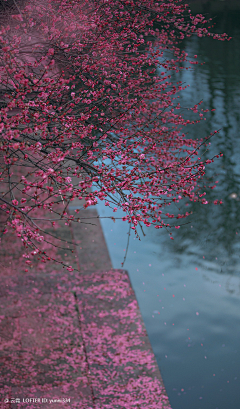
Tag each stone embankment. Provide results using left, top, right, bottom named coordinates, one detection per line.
left=0, top=202, right=171, bottom=408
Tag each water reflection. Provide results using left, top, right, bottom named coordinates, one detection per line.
left=158, top=11, right=240, bottom=283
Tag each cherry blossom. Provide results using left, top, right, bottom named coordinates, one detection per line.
left=0, top=0, right=228, bottom=260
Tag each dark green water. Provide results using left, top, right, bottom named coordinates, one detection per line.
left=96, top=9, right=240, bottom=409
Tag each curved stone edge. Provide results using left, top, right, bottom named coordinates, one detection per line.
left=69, top=203, right=172, bottom=408
left=73, top=268, right=172, bottom=408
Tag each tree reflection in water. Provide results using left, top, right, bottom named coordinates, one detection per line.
left=157, top=10, right=240, bottom=284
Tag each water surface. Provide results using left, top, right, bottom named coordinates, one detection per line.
left=96, top=9, right=240, bottom=409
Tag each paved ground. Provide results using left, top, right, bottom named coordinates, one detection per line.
left=0, top=205, right=171, bottom=409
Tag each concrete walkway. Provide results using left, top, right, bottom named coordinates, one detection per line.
left=0, top=205, right=171, bottom=408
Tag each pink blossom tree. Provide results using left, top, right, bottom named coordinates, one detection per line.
left=0, top=0, right=228, bottom=266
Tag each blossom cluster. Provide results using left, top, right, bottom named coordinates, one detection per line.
left=0, top=0, right=228, bottom=259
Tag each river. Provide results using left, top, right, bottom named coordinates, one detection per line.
left=96, top=7, right=240, bottom=409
